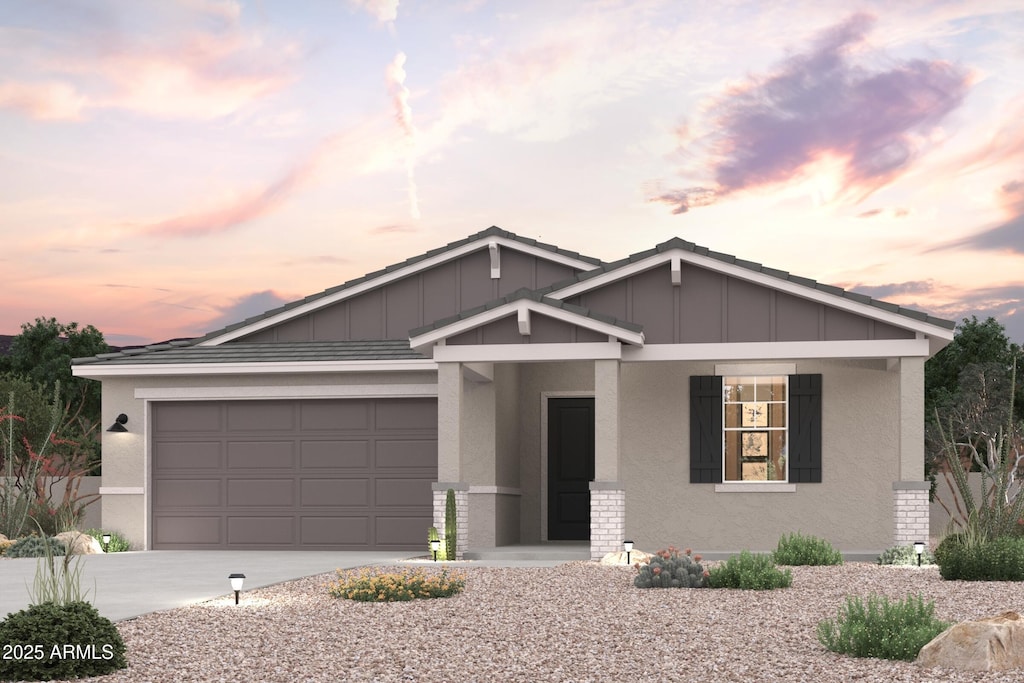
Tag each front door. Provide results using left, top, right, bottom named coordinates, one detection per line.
left=547, top=397, right=595, bottom=540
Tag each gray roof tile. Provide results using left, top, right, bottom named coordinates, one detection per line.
left=73, top=340, right=427, bottom=366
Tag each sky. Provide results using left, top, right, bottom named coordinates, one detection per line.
left=2, top=0, right=1023, bottom=348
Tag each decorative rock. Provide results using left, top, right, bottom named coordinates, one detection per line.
left=600, top=550, right=652, bottom=566
left=0, top=533, right=7, bottom=542
left=917, top=611, right=1024, bottom=671
left=56, top=531, right=104, bottom=555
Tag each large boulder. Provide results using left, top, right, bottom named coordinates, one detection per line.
left=600, top=549, right=652, bottom=566
left=917, top=611, right=1024, bottom=671
left=55, top=531, right=104, bottom=555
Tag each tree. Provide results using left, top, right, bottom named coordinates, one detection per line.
left=4, top=318, right=108, bottom=422
left=925, top=316, right=1023, bottom=424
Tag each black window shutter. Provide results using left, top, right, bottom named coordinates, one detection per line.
left=788, top=374, right=822, bottom=483
left=690, top=375, right=723, bottom=483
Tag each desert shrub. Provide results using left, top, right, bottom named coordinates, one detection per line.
left=0, top=539, right=15, bottom=556
left=0, top=601, right=127, bottom=681
left=935, top=533, right=1024, bottom=580
left=773, top=532, right=843, bottom=566
left=634, top=546, right=708, bottom=588
left=817, top=594, right=950, bottom=661
left=6, top=536, right=65, bottom=559
left=83, top=528, right=131, bottom=553
left=708, top=550, right=792, bottom=590
left=876, top=544, right=935, bottom=566
left=328, top=567, right=465, bottom=602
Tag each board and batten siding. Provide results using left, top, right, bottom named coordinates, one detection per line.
left=565, top=262, right=916, bottom=344
left=235, top=248, right=580, bottom=343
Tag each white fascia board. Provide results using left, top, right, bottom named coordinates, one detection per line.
left=71, top=359, right=436, bottom=378
left=135, top=384, right=438, bottom=400
left=550, top=248, right=955, bottom=342
left=410, top=300, right=644, bottom=352
left=200, top=236, right=598, bottom=346
left=622, top=338, right=931, bottom=362
left=434, top=341, right=622, bottom=363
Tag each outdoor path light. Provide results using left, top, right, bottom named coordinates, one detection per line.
left=914, top=541, right=925, bottom=567
left=229, top=573, right=246, bottom=605
left=430, top=539, right=440, bottom=562
left=624, top=540, right=633, bottom=565
left=101, top=533, right=111, bottom=552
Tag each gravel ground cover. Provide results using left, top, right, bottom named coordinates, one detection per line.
left=37, top=562, right=1024, bottom=682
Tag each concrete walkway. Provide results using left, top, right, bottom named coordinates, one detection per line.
left=0, top=550, right=576, bottom=622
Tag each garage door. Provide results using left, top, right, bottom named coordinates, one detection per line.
left=151, top=398, right=437, bottom=550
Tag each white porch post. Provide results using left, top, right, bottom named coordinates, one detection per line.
left=591, top=358, right=624, bottom=560
left=892, top=357, right=929, bottom=545
left=435, top=361, right=468, bottom=559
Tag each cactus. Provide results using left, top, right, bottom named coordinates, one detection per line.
left=444, top=488, right=457, bottom=561
left=634, top=546, right=708, bottom=589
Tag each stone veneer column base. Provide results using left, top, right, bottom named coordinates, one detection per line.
left=589, top=481, right=624, bottom=560
left=433, top=483, right=469, bottom=560
left=893, top=481, right=930, bottom=546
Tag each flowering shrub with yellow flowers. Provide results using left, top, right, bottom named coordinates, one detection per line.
left=327, top=567, right=466, bottom=602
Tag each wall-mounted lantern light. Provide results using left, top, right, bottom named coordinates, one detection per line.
left=229, top=573, right=246, bottom=605
left=430, top=539, right=440, bottom=562
left=913, top=541, right=925, bottom=567
left=624, top=540, right=634, bottom=565
left=107, top=414, right=129, bottom=432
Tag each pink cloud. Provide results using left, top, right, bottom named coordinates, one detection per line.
left=651, top=13, right=971, bottom=213
left=385, top=51, right=420, bottom=219
left=0, top=81, right=87, bottom=121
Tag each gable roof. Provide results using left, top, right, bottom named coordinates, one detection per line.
left=544, top=236, right=954, bottom=350
left=409, top=287, right=644, bottom=352
left=194, top=226, right=604, bottom=346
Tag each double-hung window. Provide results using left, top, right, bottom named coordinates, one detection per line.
left=690, top=373, right=822, bottom=485
left=723, top=376, right=787, bottom=482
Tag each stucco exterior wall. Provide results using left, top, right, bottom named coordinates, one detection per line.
left=620, top=358, right=902, bottom=554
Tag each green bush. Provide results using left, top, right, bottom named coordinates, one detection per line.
left=935, top=533, right=1024, bottom=580
left=817, top=594, right=950, bottom=661
left=634, top=546, right=708, bottom=588
left=773, top=532, right=843, bottom=566
left=328, top=567, right=466, bottom=602
left=0, top=601, right=127, bottom=681
left=83, top=528, right=132, bottom=553
left=708, top=550, right=792, bottom=590
left=876, top=544, right=935, bottom=566
left=6, top=536, right=66, bottom=559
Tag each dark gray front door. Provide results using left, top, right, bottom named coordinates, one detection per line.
left=151, top=398, right=437, bottom=550
left=547, top=397, right=594, bottom=540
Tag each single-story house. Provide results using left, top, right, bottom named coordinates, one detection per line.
left=72, top=226, right=954, bottom=559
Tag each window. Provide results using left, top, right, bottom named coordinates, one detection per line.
left=690, top=373, right=821, bottom=485
left=723, top=376, right=787, bottom=482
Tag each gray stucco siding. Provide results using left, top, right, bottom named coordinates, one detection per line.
left=619, top=359, right=900, bottom=553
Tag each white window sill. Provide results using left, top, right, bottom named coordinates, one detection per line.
left=715, top=483, right=797, bottom=493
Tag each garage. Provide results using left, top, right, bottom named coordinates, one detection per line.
left=150, top=397, right=437, bottom=550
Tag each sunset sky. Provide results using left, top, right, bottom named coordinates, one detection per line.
left=2, top=0, right=1023, bottom=347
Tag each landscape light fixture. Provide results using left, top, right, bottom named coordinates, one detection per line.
left=624, top=540, right=634, bottom=565
left=107, top=414, right=129, bottom=432
left=229, top=573, right=246, bottom=605
left=101, top=533, right=111, bottom=551
left=430, top=539, right=440, bottom=562
left=913, top=541, right=925, bottom=567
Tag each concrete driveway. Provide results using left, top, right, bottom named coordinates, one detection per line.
left=0, top=550, right=413, bottom=622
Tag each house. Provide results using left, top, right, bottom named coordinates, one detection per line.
left=72, top=227, right=954, bottom=559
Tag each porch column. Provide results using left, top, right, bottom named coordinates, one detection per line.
left=435, top=362, right=468, bottom=559
left=892, top=357, right=929, bottom=545
left=591, top=358, right=624, bottom=559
